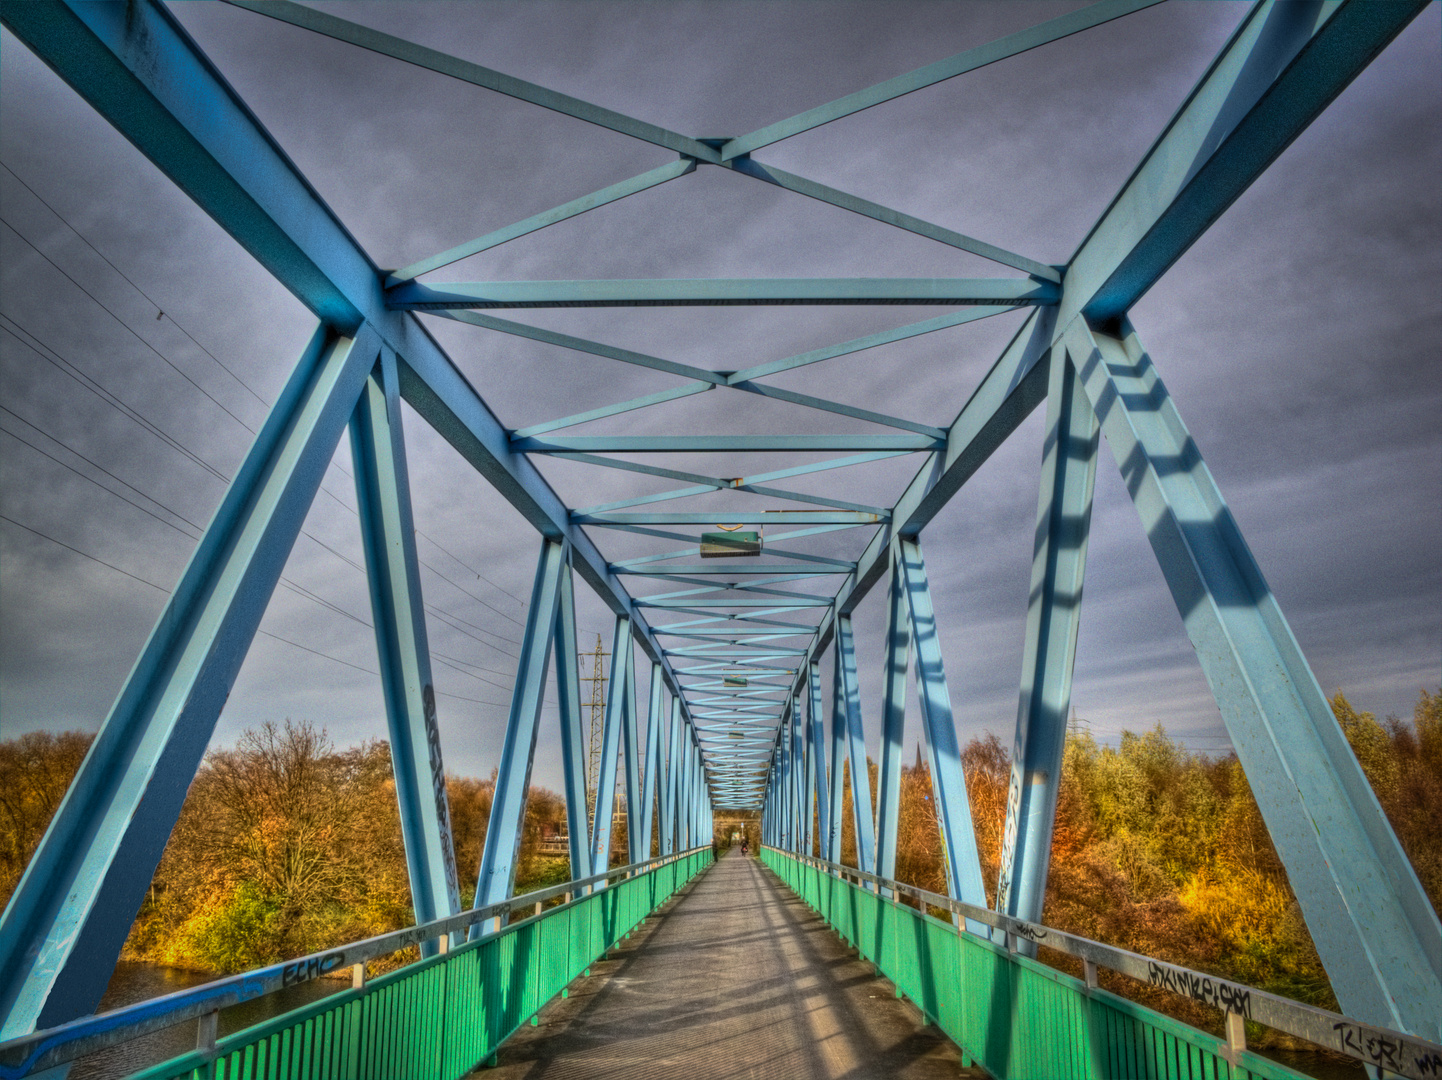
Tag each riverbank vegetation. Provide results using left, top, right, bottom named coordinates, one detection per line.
left=2, top=690, right=1436, bottom=1013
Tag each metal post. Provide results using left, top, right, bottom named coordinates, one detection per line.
left=622, top=640, right=643, bottom=863
left=874, top=542, right=910, bottom=886
left=898, top=537, right=988, bottom=930
left=996, top=344, right=1098, bottom=947
left=639, top=664, right=664, bottom=859
left=0, top=326, right=379, bottom=1036
left=799, top=687, right=814, bottom=855
left=808, top=661, right=830, bottom=861
left=471, top=538, right=566, bottom=930
left=1067, top=317, right=1442, bottom=1039
left=662, top=698, right=682, bottom=854
left=590, top=616, right=631, bottom=872
left=350, top=345, right=460, bottom=955
left=553, top=553, right=592, bottom=882
left=837, top=614, right=876, bottom=875
left=826, top=648, right=847, bottom=865
left=792, top=692, right=806, bottom=852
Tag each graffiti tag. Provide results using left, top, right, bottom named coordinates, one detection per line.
left=282, top=951, right=346, bottom=988
left=1146, top=961, right=1251, bottom=1019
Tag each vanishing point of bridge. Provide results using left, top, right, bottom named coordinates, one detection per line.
left=0, top=2, right=1439, bottom=1078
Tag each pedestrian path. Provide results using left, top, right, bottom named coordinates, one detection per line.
left=480, top=847, right=982, bottom=1079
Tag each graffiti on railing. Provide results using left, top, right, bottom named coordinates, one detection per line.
left=1145, top=960, right=1252, bottom=1019
left=281, top=951, right=347, bottom=988
left=1333, top=1021, right=1442, bottom=1078
left=1011, top=921, right=1047, bottom=944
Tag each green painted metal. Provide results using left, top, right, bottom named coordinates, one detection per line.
left=129, top=848, right=711, bottom=1080
left=759, top=848, right=1312, bottom=1080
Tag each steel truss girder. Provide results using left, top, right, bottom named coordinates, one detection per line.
left=995, top=344, right=1099, bottom=948
left=350, top=346, right=462, bottom=953
left=0, top=326, right=380, bottom=1036
left=1067, top=318, right=1442, bottom=1038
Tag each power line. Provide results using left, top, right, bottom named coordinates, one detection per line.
left=0, top=160, right=270, bottom=409
left=0, top=216, right=258, bottom=433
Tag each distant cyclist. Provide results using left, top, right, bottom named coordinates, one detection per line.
left=740, top=839, right=750, bottom=856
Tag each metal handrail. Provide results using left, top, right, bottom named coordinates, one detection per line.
left=763, top=846, right=1442, bottom=1080
left=0, top=846, right=711, bottom=1079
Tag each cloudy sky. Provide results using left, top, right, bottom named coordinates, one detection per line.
left=1, top=3, right=1438, bottom=820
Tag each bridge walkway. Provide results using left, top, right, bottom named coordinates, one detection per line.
left=480, top=848, right=982, bottom=1079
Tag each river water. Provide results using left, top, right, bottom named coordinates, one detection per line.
left=68, top=962, right=346, bottom=1080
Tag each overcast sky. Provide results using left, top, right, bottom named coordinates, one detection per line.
left=1, top=3, right=1438, bottom=819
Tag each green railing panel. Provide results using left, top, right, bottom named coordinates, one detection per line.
left=130, top=849, right=711, bottom=1080
left=761, top=848, right=1313, bottom=1080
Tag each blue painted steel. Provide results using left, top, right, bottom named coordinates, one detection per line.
left=799, top=692, right=815, bottom=855
left=874, top=545, right=911, bottom=887
left=553, top=553, right=593, bottom=882
left=0, top=0, right=688, bottom=708
left=472, top=538, right=566, bottom=926
left=581, top=511, right=883, bottom=525
left=388, top=159, right=696, bottom=286
left=513, top=381, right=714, bottom=440
left=807, top=662, right=830, bottom=862
left=662, top=699, right=681, bottom=855
left=590, top=616, right=632, bottom=871
left=826, top=649, right=846, bottom=864
left=622, top=643, right=644, bottom=863
left=0, top=326, right=379, bottom=1037
left=792, top=693, right=806, bottom=853
left=724, top=158, right=1058, bottom=281
left=389, top=277, right=1059, bottom=310
left=518, top=435, right=941, bottom=454
left=349, top=346, right=461, bottom=953
left=639, top=665, right=665, bottom=859
left=1059, top=0, right=1428, bottom=328
left=1067, top=318, right=1442, bottom=1040
left=898, top=538, right=988, bottom=931
left=836, top=615, right=876, bottom=875
left=226, top=1, right=723, bottom=162
left=718, top=0, right=1164, bottom=159
left=996, top=345, right=1098, bottom=948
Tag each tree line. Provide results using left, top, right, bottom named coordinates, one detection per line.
left=1, top=690, right=1436, bottom=1024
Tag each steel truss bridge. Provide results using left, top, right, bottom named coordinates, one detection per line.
left=0, top=1, right=1438, bottom=1078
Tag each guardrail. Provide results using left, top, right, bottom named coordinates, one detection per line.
left=762, top=847, right=1442, bottom=1080
left=0, top=846, right=713, bottom=1080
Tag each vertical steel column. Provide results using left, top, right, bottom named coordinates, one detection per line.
left=553, top=553, right=592, bottom=882
left=837, top=614, right=876, bottom=874
left=350, top=346, right=460, bottom=954
left=798, top=687, right=814, bottom=855
left=622, top=641, right=643, bottom=863
left=996, top=345, right=1098, bottom=945
left=471, top=538, right=566, bottom=929
left=590, top=616, right=631, bottom=872
left=638, top=664, right=664, bottom=859
left=1067, top=318, right=1442, bottom=1039
left=874, top=543, right=911, bottom=885
left=807, top=661, right=830, bottom=861
left=0, top=326, right=379, bottom=1035
left=776, top=713, right=790, bottom=849
left=662, top=697, right=681, bottom=855
left=826, top=649, right=847, bottom=864
left=899, top=537, right=988, bottom=930
left=791, top=692, right=806, bottom=852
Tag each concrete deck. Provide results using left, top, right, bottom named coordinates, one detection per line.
left=480, top=847, right=982, bottom=1079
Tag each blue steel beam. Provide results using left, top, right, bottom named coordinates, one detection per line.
left=722, top=157, right=1058, bottom=282
left=512, top=382, right=715, bottom=440
left=472, top=538, right=565, bottom=926
left=387, top=159, right=697, bottom=286
left=898, top=538, right=987, bottom=932
left=995, top=345, right=1098, bottom=947
left=0, top=326, right=379, bottom=1036
left=590, top=616, right=632, bottom=871
left=389, top=277, right=1059, bottom=310
left=825, top=641, right=846, bottom=864
left=622, top=643, right=644, bottom=863
left=1058, top=0, right=1429, bottom=328
left=1066, top=318, right=1442, bottom=1039
left=807, top=662, right=831, bottom=864
left=874, top=545, right=911, bottom=887
left=718, top=0, right=1164, bottom=160
left=350, top=346, right=461, bottom=954
left=222, top=0, right=723, bottom=162
left=553, top=554, right=593, bottom=882
left=0, top=0, right=689, bottom=708
left=837, top=614, right=875, bottom=873
left=517, top=435, right=940, bottom=453
left=661, top=698, right=681, bottom=855
left=574, top=511, right=885, bottom=525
